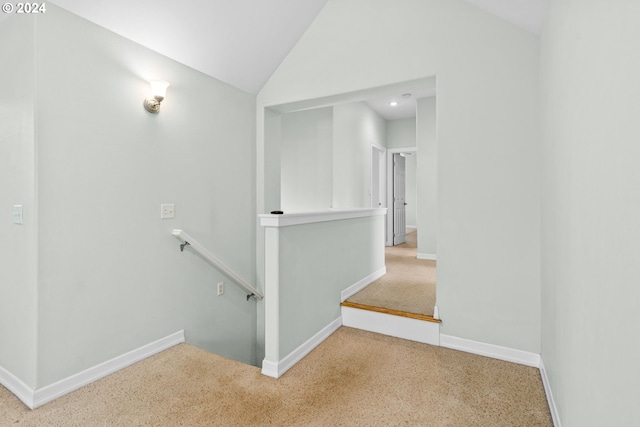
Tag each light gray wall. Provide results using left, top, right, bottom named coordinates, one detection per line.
left=33, top=5, right=258, bottom=387
left=277, top=215, right=385, bottom=357
left=332, top=102, right=387, bottom=208
left=541, top=1, right=640, bottom=425
left=256, top=108, right=282, bottom=364
left=416, top=97, right=437, bottom=257
left=263, top=108, right=282, bottom=214
left=0, top=15, right=38, bottom=388
left=386, top=118, right=416, bottom=149
left=258, top=0, right=540, bottom=353
left=280, top=108, right=333, bottom=211
left=258, top=100, right=385, bottom=360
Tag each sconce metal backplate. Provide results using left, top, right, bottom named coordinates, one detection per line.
left=143, top=97, right=161, bottom=113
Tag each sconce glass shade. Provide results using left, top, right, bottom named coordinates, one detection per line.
left=149, top=80, right=169, bottom=100
left=144, top=80, right=170, bottom=113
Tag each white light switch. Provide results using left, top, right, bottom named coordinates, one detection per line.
left=160, top=204, right=175, bottom=219
left=12, top=205, right=23, bottom=224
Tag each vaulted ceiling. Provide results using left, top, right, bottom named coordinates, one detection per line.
left=49, top=0, right=329, bottom=94
left=48, top=0, right=547, bottom=96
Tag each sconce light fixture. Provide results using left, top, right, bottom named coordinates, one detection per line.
left=143, top=80, right=170, bottom=114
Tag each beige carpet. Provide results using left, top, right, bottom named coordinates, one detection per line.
left=347, top=229, right=436, bottom=316
left=1, top=327, right=552, bottom=426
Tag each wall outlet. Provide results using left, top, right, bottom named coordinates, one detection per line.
left=217, top=282, right=224, bottom=296
left=160, top=204, right=175, bottom=219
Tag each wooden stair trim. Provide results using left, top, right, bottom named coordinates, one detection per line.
left=340, top=301, right=442, bottom=323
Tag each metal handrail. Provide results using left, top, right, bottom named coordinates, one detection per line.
left=172, top=229, right=263, bottom=301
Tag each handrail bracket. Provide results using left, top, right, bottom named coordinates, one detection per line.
left=172, top=229, right=264, bottom=301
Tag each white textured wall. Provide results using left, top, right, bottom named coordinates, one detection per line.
left=541, top=1, right=640, bottom=425
left=0, top=15, right=38, bottom=388
left=416, top=97, right=437, bottom=258
left=386, top=118, right=416, bottom=149
left=332, top=102, right=386, bottom=208
left=258, top=0, right=540, bottom=352
left=281, top=108, right=333, bottom=211
left=34, top=5, right=258, bottom=387
left=404, top=154, right=417, bottom=227
left=275, top=215, right=385, bottom=358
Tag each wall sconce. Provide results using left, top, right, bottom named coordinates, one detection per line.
left=143, top=80, right=170, bottom=114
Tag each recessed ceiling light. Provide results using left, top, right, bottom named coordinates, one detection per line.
left=389, top=101, right=399, bottom=107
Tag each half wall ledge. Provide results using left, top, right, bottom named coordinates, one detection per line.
left=259, top=208, right=387, bottom=227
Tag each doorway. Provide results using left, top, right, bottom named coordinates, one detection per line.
left=386, top=147, right=417, bottom=247
left=393, top=153, right=407, bottom=245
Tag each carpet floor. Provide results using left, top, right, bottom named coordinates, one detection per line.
left=1, top=327, right=552, bottom=426
left=347, top=229, right=436, bottom=316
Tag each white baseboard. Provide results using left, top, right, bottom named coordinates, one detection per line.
left=0, top=330, right=186, bottom=409
left=539, top=357, right=562, bottom=427
left=439, top=334, right=540, bottom=368
left=260, top=360, right=279, bottom=379
left=33, top=330, right=185, bottom=408
left=440, top=335, right=561, bottom=424
left=416, top=253, right=437, bottom=261
left=406, top=225, right=417, bottom=229
left=262, top=317, right=342, bottom=379
left=342, top=306, right=440, bottom=346
left=340, top=266, right=386, bottom=302
left=0, top=364, right=36, bottom=409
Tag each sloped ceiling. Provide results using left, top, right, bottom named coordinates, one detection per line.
left=49, top=0, right=329, bottom=94
left=465, top=0, right=548, bottom=34
left=46, top=0, right=547, bottom=96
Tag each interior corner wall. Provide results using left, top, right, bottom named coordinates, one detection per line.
left=332, top=102, right=386, bottom=208
left=33, top=4, right=258, bottom=387
left=280, top=107, right=333, bottom=212
left=0, top=15, right=38, bottom=388
left=541, top=1, right=640, bottom=425
left=258, top=0, right=541, bottom=353
left=263, top=108, right=282, bottom=214
left=386, top=118, right=416, bottom=149
left=416, top=97, right=437, bottom=257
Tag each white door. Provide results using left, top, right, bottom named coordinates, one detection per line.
left=393, top=154, right=406, bottom=245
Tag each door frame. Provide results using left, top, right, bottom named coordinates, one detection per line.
left=370, top=143, right=386, bottom=209
left=386, top=146, right=416, bottom=246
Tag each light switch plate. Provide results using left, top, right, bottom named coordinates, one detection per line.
left=160, top=204, right=175, bottom=219
left=12, top=205, right=23, bottom=225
